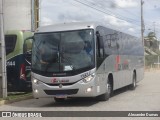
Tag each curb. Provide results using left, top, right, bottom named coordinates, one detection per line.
left=0, top=95, right=33, bottom=106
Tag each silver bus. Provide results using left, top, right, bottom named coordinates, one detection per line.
left=29, top=22, right=144, bottom=102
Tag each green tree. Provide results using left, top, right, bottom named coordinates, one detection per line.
left=148, top=32, right=157, bottom=41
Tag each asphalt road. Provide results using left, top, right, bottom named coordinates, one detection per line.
left=0, top=71, right=160, bottom=120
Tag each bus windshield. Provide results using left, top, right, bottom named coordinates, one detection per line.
left=32, top=29, right=95, bottom=76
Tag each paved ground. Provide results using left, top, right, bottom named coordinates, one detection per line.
left=0, top=71, right=160, bottom=120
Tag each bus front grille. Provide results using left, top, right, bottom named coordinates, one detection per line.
left=45, top=81, right=78, bottom=86
left=44, top=89, right=79, bottom=95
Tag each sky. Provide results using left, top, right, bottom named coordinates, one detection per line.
left=39, top=0, right=160, bottom=39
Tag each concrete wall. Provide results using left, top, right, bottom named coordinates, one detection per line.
left=4, top=0, right=32, bottom=32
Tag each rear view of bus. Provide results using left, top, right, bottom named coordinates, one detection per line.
left=5, top=30, right=32, bottom=92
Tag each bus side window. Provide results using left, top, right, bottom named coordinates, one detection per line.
left=5, top=35, right=17, bottom=55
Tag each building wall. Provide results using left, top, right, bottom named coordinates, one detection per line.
left=4, top=0, right=31, bottom=32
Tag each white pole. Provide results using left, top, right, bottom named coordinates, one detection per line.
left=0, top=0, right=7, bottom=98
left=39, top=0, right=41, bottom=26
left=141, top=0, right=145, bottom=71
left=158, top=56, right=160, bottom=69
left=141, top=0, right=144, bottom=45
left=31, top=0, right=35, bottom=31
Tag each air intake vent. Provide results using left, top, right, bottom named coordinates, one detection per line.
left=44, top=89, right=79, bottom=95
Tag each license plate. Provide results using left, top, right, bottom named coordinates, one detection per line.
left=55, top=94, right=67, bottom=98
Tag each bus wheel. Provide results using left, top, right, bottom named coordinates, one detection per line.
left=129, top=72, right=136, bottom=90
left=97, top=79, right=113, bottom=101
left=54, top=97, right=65, bottom=102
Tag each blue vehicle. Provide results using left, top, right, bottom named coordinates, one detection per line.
left=5, top=30, right=32, bottom=92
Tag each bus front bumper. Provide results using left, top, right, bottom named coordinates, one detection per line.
left=32, top=78, right=100, bottom=98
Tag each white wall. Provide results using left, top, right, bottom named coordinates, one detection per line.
left=4, top=0, right=31, bottom=32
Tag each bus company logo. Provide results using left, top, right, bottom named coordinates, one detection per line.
left=51, top=78, right=57, bottom=83
left=51, top=78, right=69, bottom=83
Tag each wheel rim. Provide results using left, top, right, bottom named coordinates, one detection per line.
left=133, top=75, right=136, bottom=87
left=107, top=81, right=111, bottom=95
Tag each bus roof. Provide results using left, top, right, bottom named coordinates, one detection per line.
left=35, top=22, right=139, bottom=38
left=36, top=22, right=99, bottom=33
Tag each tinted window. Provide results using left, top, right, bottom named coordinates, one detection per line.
left=5, top=35, right=17, bottom=55
left=32, top=29, right=95, bottom=77
left=96, top=26, right=118, bottom=55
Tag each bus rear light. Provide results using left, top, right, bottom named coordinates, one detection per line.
left=20, top=64, right=26, bottom=80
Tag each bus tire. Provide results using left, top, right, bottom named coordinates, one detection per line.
left=129, top=72, right=136, bottom=90
left=54, top=97, right=65, bottom=102
left=97, top=78, right=113, bottom=101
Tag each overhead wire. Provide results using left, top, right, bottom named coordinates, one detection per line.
left=85, top=0, right=141, bottom=23
left=103, top=0, right=141, bottom=19
left=77, top=0, right=140, bottom=24
left=70, top=0, right=160, bottom=37
left=73, top=0, right=141, bottom=27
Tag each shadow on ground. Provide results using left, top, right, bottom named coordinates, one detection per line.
left=41, top=97, right=99, bottom=107
left=7, top=85, right=139, bottom=108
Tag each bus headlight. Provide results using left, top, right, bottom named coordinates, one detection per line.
left=83, top=73, right=95, bottom=83
left=32, top=78, right=40, bottom=84
left=33, top=79, right=38, bottom=83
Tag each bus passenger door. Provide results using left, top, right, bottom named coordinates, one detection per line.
left=95, top=31, right=107, bottom=91
left=96, top=31, right=105, bottom=70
